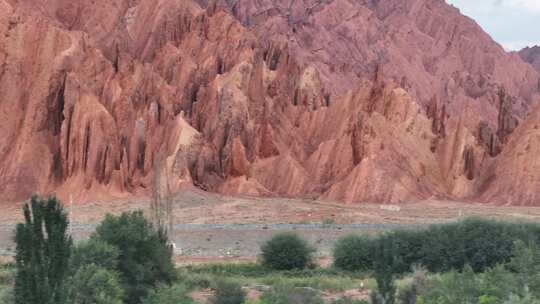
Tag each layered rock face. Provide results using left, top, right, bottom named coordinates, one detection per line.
left=198, top=0, right=539, bottom=115
left=1, top=0, right=540, bottom=205
left=520, top=46, right=540, bottom=73
left=478, top=104, right=540, bottom=205
left=0, top=0, right=333, bottom=201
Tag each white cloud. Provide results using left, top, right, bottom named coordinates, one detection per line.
left=446, top=0, right=540, bottom=50
left=503, top=0, right=540, bottom=12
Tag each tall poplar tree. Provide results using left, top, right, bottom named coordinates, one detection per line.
left=14, top=196, right=72, bottom=304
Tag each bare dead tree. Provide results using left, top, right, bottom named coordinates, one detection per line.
left=151, top=155, right=162, bottom=230
left=151, top=153, right=173, bottom=239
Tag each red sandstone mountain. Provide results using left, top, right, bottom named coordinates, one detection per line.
left=519, top=46, right=540, bottom=73
left=198, top=0, right=538, bottom=114
left=0, top=0, right=539, bottom=204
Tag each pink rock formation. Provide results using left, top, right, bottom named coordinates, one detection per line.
left=478, top=103, right=540, bottom=205
left=200, top=0, right=539, bottom=117
left=519, top=46, right=540, bottom=73
left=0, top=0, right=539, bottom=205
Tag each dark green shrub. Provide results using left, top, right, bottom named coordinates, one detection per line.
left=93, top=211, right=176, bottom=304
left=261, top=286, right=323, bottom=304
left=389, top=230, right=425, bottom=274
left=181, top=273, right=213, bottom=290
left=69, top=264, right=124, bottom=304
left=420, top=218, right=515, bottom=272
left=333, top=235, right=374, bottom=272
left=14, top=196, right=72, bottom=304
left=261, top=233, right=315, bottom=271
left=332, top=218, right=540, bottom=275
left=70, top=238, right=120, bottom=273
left=507, top=240, right=540, bottom=296
left=68, top=234, right=123, bottom=303
left=211, top=281, right=245, bottom=304
left=416, top=265, right=513, bottom=304
left=143, top=284, right=195, bottom=304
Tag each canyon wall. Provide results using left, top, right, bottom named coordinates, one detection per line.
left=1, top=0, right=539, bottom=205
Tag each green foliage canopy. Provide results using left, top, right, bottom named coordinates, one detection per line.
left=14, top=196, right=72, bottom=304
left=93, top=211, right=176, bottom=304
left=69, top=264, right=124, bottom=304
left=261, top=233, right=315, bottom=271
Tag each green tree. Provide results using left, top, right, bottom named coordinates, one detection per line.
left=14, top=196, right=72, bottom=304
left=418, top=218, right=515, bottom=273
left=333, top=235, right=374, bottom=272
left=415, top=264, right=525, bottom=304
left=69, top=264, right=124, bottom=304
left=93, top=211, right=176, bottom=304
left=480, top=265, right=518, bottom=301
left=507, top=240, right=540, bottom=296
left=70, top=238, right=120, bottom=273
left=372, top=235, right=398, bottom=304
left=260, top=233, right=315, bottom=270
left=67, top=239, right=124, bottom=304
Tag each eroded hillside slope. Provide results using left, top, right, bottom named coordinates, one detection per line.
left=0, top=0, right=539, bottom=204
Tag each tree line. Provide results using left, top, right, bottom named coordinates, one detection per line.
left=333, top=217, right=540, bottom=274
left=14, top=196, right=175, bottom=304
left=10, top=196, right=540, bottom=304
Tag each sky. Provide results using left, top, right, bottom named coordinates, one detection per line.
left=446, top=0, right=540, bottom=51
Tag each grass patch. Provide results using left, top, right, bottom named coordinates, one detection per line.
left=178, top=263, right=367, bottom=292
left=258, top=273, right=358, bottom=292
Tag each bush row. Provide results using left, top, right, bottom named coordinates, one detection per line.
left=334, top=217, right=540, bottom=273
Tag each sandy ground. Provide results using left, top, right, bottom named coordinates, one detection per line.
left=73, top=190, right=540, bottom=225
left=4, top=189, right=540, bottom=225
left=1, top=189, right=540, bottom=261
